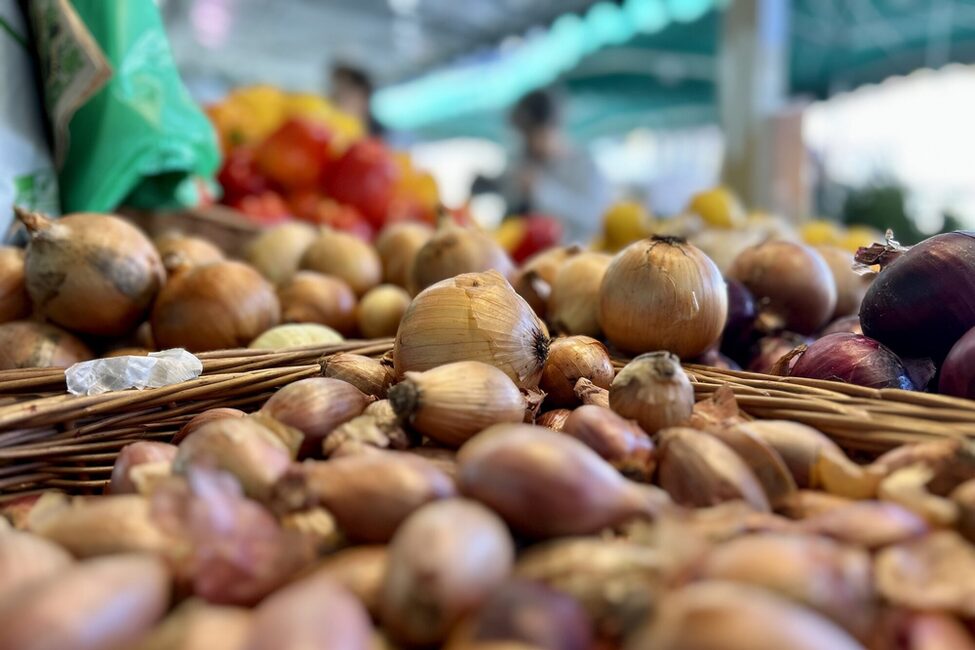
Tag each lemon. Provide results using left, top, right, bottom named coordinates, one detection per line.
left=687, top=186, right=746, bottom=229
left=603, top=201, right=653, bottom=251
left=801, top=219, right=844, bottom=246
left=841, top=226, right=884, bottom=253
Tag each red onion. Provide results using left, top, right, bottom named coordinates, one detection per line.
left=821, top=315, right=862, bottom=337
left=939, top=326, right=975, bottom=398
left=789, top=333, right=914, bottom=390
left=859, top=231, right=975, bottom=360
left=720, top=278, right=758, bottom=364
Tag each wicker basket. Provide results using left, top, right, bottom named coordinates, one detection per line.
left=2, top=340, right=973, bottom=499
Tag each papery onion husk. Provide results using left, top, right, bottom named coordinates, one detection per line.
left=321, top=352, right=394, bottom=398
left=610, top=352, right=694, bottom=434
left=375, top=221, right=434, bottom=291
left=940, top=326, right=975, bottom=398
left=816, top=245, right=869, bottom=319
left=574, top=377, right=610, bottom=408
left=277, top=271, right=357, bottom=335
left=789, top=332, right=914, bottom=390
left=720, top=278, right=759, bottom=364
left=458, top=424, right=671, bottom=537
left=549, top=252, right=611, bottom=337
left=389, top=360, right=527, bottom=447
left=728, top=240, right=837, bottom=335
left=245, top=222, right=318, bottom=285
left=600, top=236, right=727, bottom=358
left=0, top=320, right=92, bottom=370
left=357, top=284, right=411, bottom=338
left=859, top=231, right=975, bottom=360
left=821, top=315, right=863, bottom=336
left=152, top=260, right=280, bottom=351
left=410, top=220, right=514, bottom=295
left=540, top=336, right=614, bottom=406
left=0, top=554, right=170, bottom=650
left=0, top=246, right=30, bottom=323
left=17, top=209, right=164, bottom=336
left=153, top=232, right=224, bottom=269
left=300, top=227, right=382, bottom=296
left=380, top=499, right=515, bottom=646
left=394, top=270, right=550, bottom=389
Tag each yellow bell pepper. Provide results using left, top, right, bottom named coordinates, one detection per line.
left=602, top=200, right=654, bottom=251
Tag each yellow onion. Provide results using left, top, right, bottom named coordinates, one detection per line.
left=0, top=554, right=170, bottom=650
left=540, top=336, right=614, bottom=406
left=511, top=245, right=583, bottom=319
left=728, top=240, right=837, bottom=335
left=548, top=252, right=611, bottom=337
left=245, top=222, right=317, bottom=285
left=394, top=270, right=550, bottom=389
left=536, top=409, right=572, bottom=431
left=389, top=361, right=528, bottom=447
left=574, top=378, right=610, bottom=408
left=277, top=270, right=357, bottom=335
left=357, top=284, right=411, bottom=338
left=600, top=236, right=727, bottom=358
left=172, top=408, right=246, bottom=445
left=411, top=220, right=514, bottom=294
left=380, top=499, right=515, bottom=646
left=131, top=599, right=252, bottom=650
left=322, top=352, right=394, bottom=398
left=260, top=377, right=375, bottom=457
left=0, top=530, right=73, bottom=605
left=300, top=228, right=381, bottom=296
left=375, top=221, right=434, bottom=290
left=103, top=347, right=152, bottom=358
left=109, top=441, right=178, bottom=495
left=153, top=232, right=224, bottom=269
left=152, top=260, right=280, bottom=352
left=815, top=245, right=870, bottom=319
left=248, top=323, right=343, bottom=350
left=0, top=321, right=92, bottom=370
left=16, top=208, right=164, bottom=336
left=0, top=246, right=30, bottom=323
left=610, top=352, right=694, bottom=434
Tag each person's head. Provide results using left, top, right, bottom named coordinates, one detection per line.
left=511, top=89, right=563, bottom=161
left=330, top=64, right=373, bottom=122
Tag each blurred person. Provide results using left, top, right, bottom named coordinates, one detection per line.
left=500, top=89, right=611, bottom=243
left=330, top=63, right=385, bottom=136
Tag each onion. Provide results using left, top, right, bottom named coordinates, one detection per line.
left=939, top=326, right=975, bottom=398
left=562, top=405, right=655, bottom=481
left=16, top=208, right=164, bottom=336
left=248, top=323, right=342, bottom=350
left=747, top=334, right=808, bottom=374
left=512, top=245, right=582, bottom=320
left=277, top=271, right=357, bottom=335
left=173, top=408, right=245, bottom=445
left=245, top=222, right=317, bottom=285
left=600, top=236, right=727, bottom=358
left=375, top=221, right=434, bottom=290
left=822, top=315, right=863, bottom=336
left=151, top=260, right=280, bottom=351
left=536, top=409, right=572, bottom=431
left=539, top=336, right=614, bottom=406
left=310, top=546, right=388, bottom=619
left=321, top=353, right=394, bottom=398
left=300, top=228, right=382, bottom=296
left=521, top=245, right=583, bottom=285
left=394, top=270, right=550, bottom=389
left=410, top=220, right=514, bottom=294
left=0, top=530, right=73, bottom=605
left=816, top=245, right=869, bottom=319
left=789, top=332, right=914, bottom=390
left=109, top=441, right=177, bottom=495
left=610, top=352, right=694, bottom=434
left=357, top=284, right=411, bottom=338
left=0, top=246, right=30, bottom=323
left=548, top=252, right=611, bottom=337
left=720, top=278, right=758, bottom=364
left=0, top=321, right=92, bottom=369
left=728, top=240, right=837, bottom=335
left=154, top=232, right=224, bottom=268
left=859, top=231, right=975, bottom=360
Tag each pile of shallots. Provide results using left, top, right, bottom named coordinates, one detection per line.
left=4, top=269, right=975, bottom=650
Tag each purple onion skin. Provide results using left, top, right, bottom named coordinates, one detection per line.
left=821, top=315, right=863, bottom=337
left=790, top=333, right=915, bottom=390
left=939, top=326, right=975, bottom=398
left=860, top=232, right=975, bottom=361
left=721, top=279, right=759, bottom=364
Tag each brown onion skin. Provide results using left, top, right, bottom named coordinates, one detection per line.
left=0, top=247, right=30, bottom=323
left=411, top=222, right=515, bottom=295
left=375, top=222, right=434, bottom=291
left=173, top=408, right=246, bottom=445
left=599, top=236, right=727, bottom=359
left=18, top=210, right=165, bottom=337
left=245, top=222, right=318, bottom=286
left=0, top=320, right=92, bottom=369
left=109, top=441, right=178, bottom=494
left=277, top=271, right=357, bottom=336
left=154, top=233, right=224, bottom=268
left=539, top=336, right=614, bottom=406
left=728, top=240, right=837, bottom=335
left=789, top=333, right=914, bottom=390
left=939, top=326, right=975, bottom=398
left=816, top=245, right=869, bottom=319
left=299, top=228, right=382, bottom=296
left=0, top=531, right=73, bottom=606
left=860, top=231, right=975, bottom=360
left=536, top=409, right=572, bottom=431
left=821, top=315, right=863, bottom=337
left=151, top=260, right=280, bottom=352
left=562, top=405, right=654, bottom=481
left=357, top=284, right=410, bottom=339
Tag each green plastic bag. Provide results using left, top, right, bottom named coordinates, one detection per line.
left=30, top=0, right=219, bottom=213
